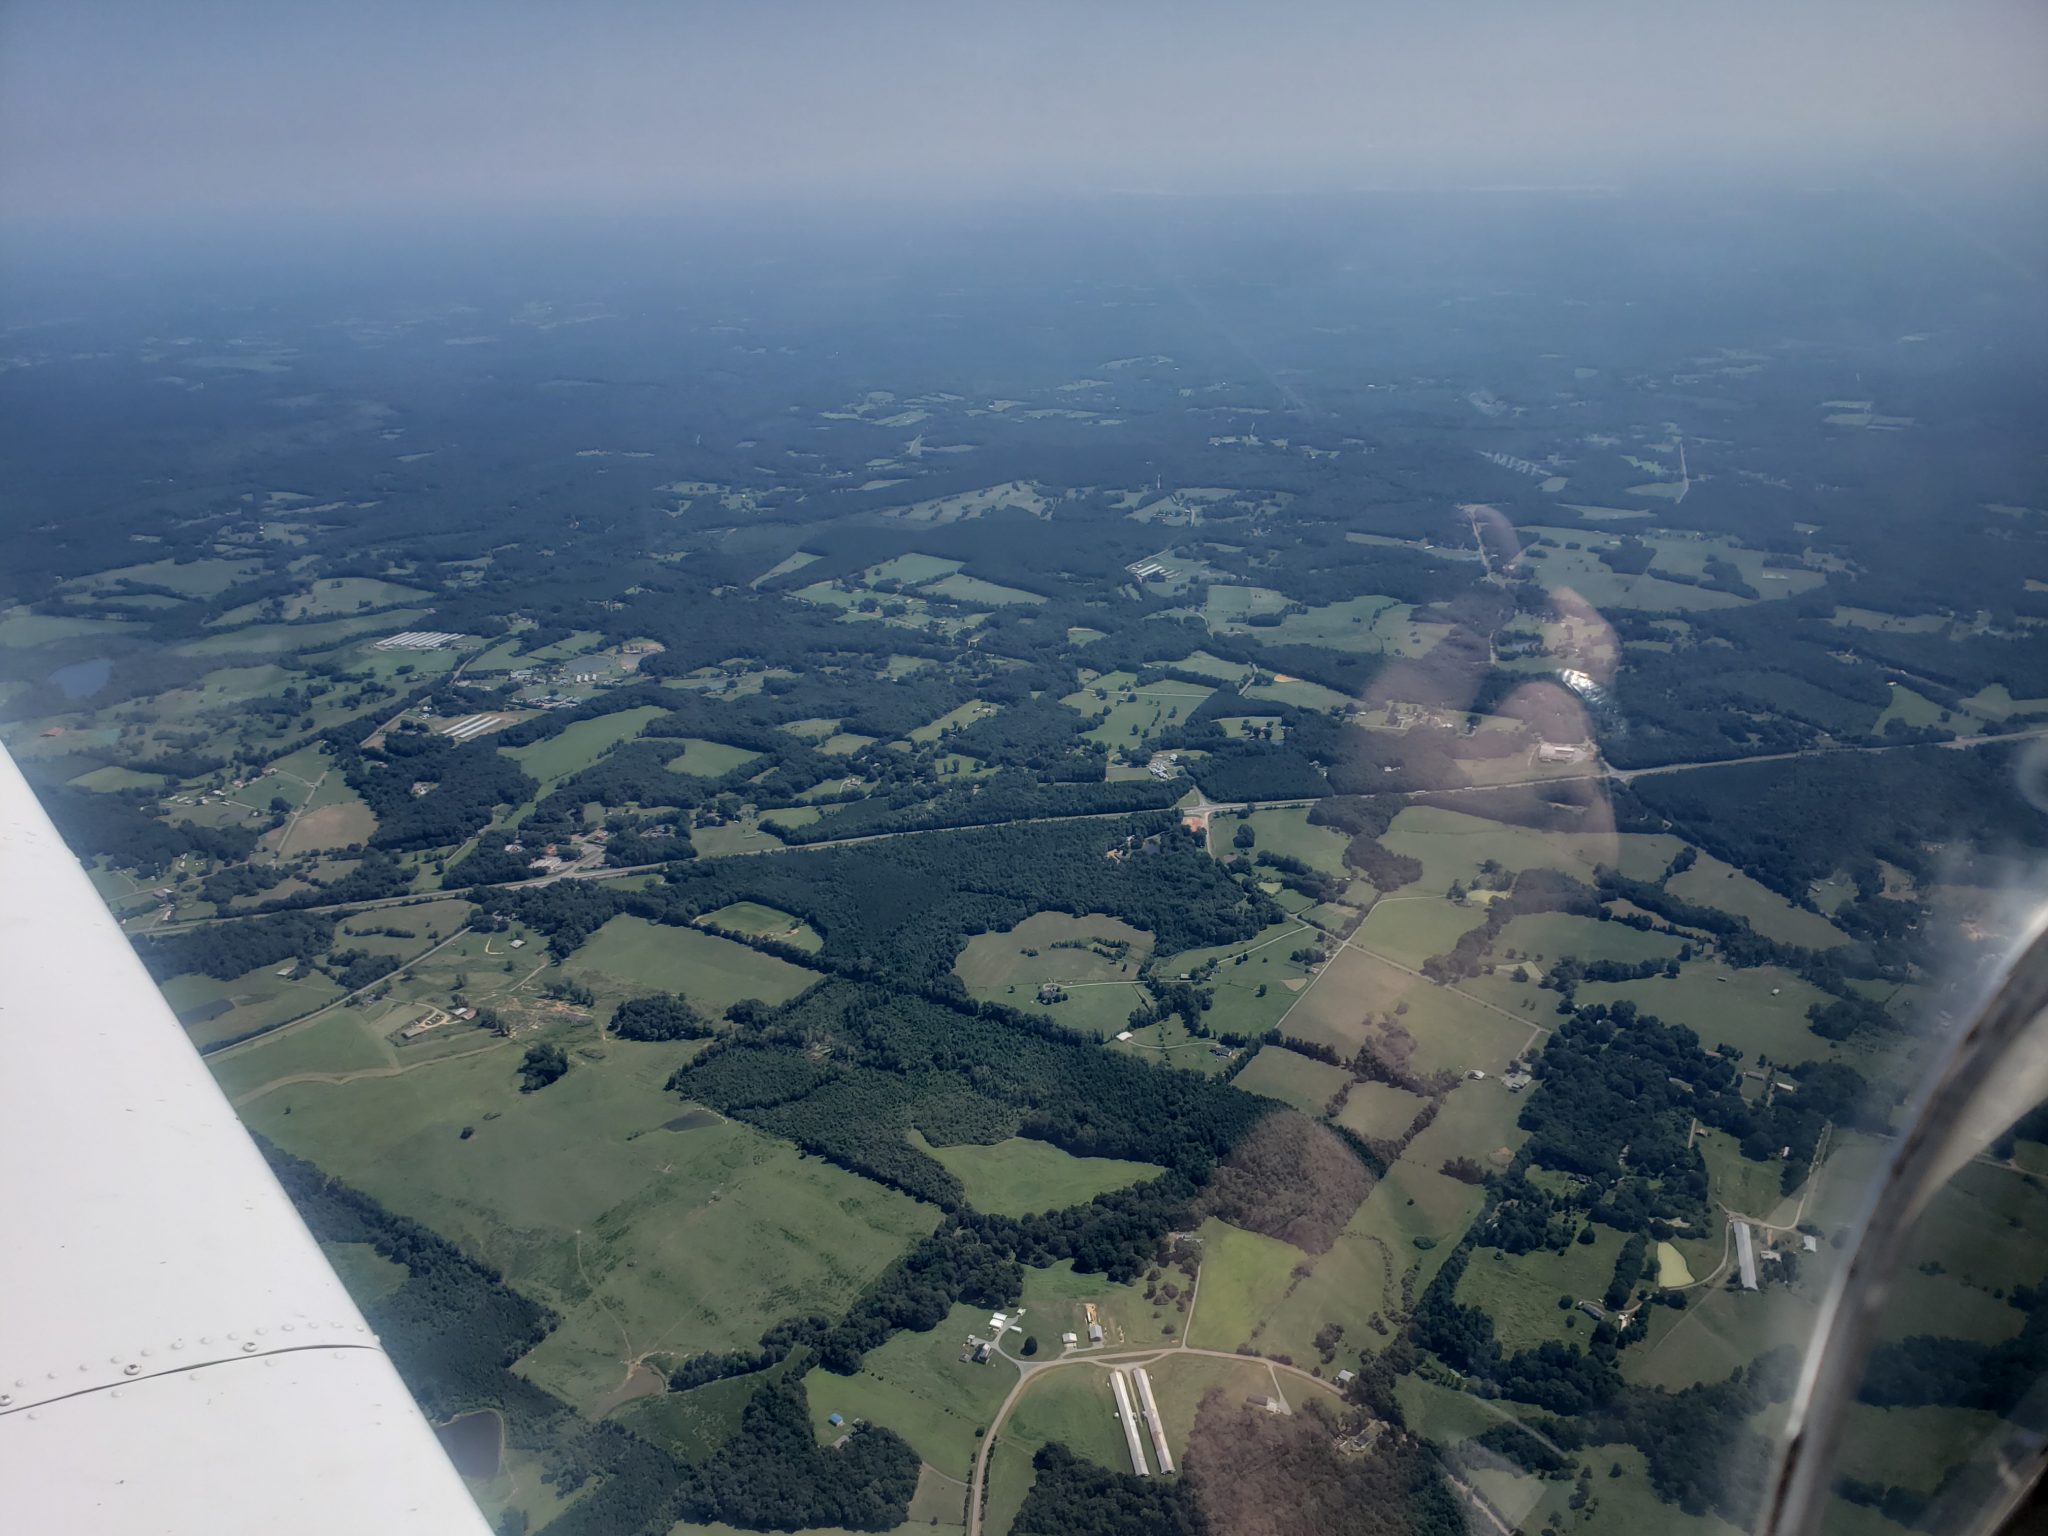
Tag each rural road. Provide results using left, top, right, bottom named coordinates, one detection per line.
left=147, top=719, right=2048, bottom=939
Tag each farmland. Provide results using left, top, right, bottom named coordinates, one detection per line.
left=561, top=916, right=819, bottom=1016
left=915, top=1133, right=1162, bottom=1218
left=8, top=180, right=2040, bottom=1536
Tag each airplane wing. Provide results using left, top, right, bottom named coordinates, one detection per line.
left=0, top=746, right=489, bottom=1534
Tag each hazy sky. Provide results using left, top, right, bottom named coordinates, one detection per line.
left=6, top=0, right=2047, bottom=228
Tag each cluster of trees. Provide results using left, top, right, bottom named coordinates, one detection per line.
left=667, top=982, right=1281, bottom=1374
left=1858, top=1281, right=2048, bottom=1414
left=1418, top=868, right=1601, bottom=984
left=681, top=1382, right=921, bottom=1532
left=518, top=1042, right=568, bottom=1092
left=1013, top=1442, right=1208, bottom=1535
left=337, top=727, right=536, bottom=854
left=39, top=782, right=256, bottom=875
left=509, top=811, right=1271, bottom=996
left=1628, top=741, right=2046, bottom=902
left=666, top=1315, right=829, bottom=1393
left=140, top=910, right=336, bottom=982
left=1253, top=849, right=1346, bottom=904
left=610, top=993, right=715, bottom=1041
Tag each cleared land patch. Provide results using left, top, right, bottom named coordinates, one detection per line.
left=502, top=705, right=667, bottom=785
left=563, top=915, right=818, bottom=1017
left=240, top=1048, right=936, bottom=1415
left=913, top=1132, right=1162, bottom=1218
left=953, top=911, right=1153, bottom=1039
left=1230, top=1045, right=1351, bottom=1115
left=662, top=737, right=763, bottom=778
left=698, top=900, right=823, bottom=953
left=1665, top=852, right=1848, bottom=949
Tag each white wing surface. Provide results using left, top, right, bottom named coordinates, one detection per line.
left=0, top=745, right=489, bottom=1534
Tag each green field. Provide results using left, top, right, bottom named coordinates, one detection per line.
left=1215, top=805, right=1351, bottom=877
left=1356, top=897, right=1484, bottom=970
left=921, top=572, right=1045, bottom=607
left=1377, top=806, right=1683, bottom=892
left=1281, top=944, right=1535, bottom=1078
left=67, top=764, right=171, bottom=792
left=664, top=737, right=764, bottom=778
left=699, top=900, right=824, bottom=953
left=161, top=961, right=345, bottom=1050
left=1665, top=852, right=1848, bottom=949
left=1258, top=1157, right=1485, bottom=1364
left=1143, top=1351, right=1295, bottom=1465
left=174, top=608, right=431, bottom=657
left=73, top=556, right=264, bottom=598
left=503, top=705, right=669, bottom=784
left=1334, top=1079, right=1430, bottom=1141
left=1185, top=1217, right=1309, bottom=1352
left=1241, top=676, right=1353, bottom=711
left=1574, top=964, right=1842, bottom=1065
left=1077, top=683, right=1212, bottom=750
left=865, top=552, right=962, bottom=584
left=1258, top=594, right=1453, bottom=658
left=563, top=915, right=819, bottom=1015
left=213, top=576, right=430, bottom=626
left=915, top=1134, right=1162, bottom=1218
left=953, top=911, right=1153, bottom=1037
left=1229, top=1044, right=1350, bottom=1115
left=983, top=1369, right=1128, bottom=1534
left=241, top=1044, right=939, bottom=1415
left=908, top=700, right=998, bottom=744
left=1160, top=650, right=1255, bottom=684
left=207, top=1008, right=399, bottom=1101
left=799, top=1302, right=1012, bottom=1484
left=1455, top=1224, right=1629, bottom=1352
left=1493, top=911, right=1685, bottom=968
left=1155, top=920, right=1317, bottom=1039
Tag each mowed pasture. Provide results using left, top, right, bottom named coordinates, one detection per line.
left=174, top=608, right=432, bottom=657
left=1255, top=1156, right=1485, bottom=1366
left=1455, top=1225, right=1630, bottom=1353
left=1280, top=945, right=1536, bottom=1079
left=71, top=556, right=264, bottom=599
left=1230, top=1045, right=1350, bottom=1115
left=799, top=1301, right=1012, bottom=1486
left=913, top=1133, right=1162, bottom=1218
left=562, top=915, right=819, bottom=1017
left=1076, top=683, right=1213, bottom=750
left=1665, top=852, right=1848, bottom=949
left=162, top=962, right=345, bottom=1050
left=212, top=576, right=430, bottom=627
left=1376, top=806, right=1683, bottom=892
left=1493, top=911, right=1685, bottom=969
left=1574, top=964, right=1843, bottom=1066
left=1184, top=1218, right=1307, bottom=1353
left=953, top=911, right=1153, bottom=1039
left=982, top=1368, right=1129, bottom=1535
left=1155, top=920, right=1318, bottom=1040
left=1402, top=1079, right=1528, bottom=1171
left=272, top=772, right=378, bottom=855
left=503, top=704, right=668, bottom=785
left=1356, top=897, right=1484, bottom=970
left=698, top=900, right=823, bottom=953
left=663, top=737, right=763, bottom=778
left=922, top=572, right=1046, bottom=607
left=240, top=1044, right=939, bottom=1416
left=1215, top=806, right=1351, bottom=878
left=1335, top=1079, right=1430, bottom=1141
